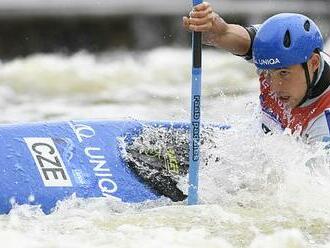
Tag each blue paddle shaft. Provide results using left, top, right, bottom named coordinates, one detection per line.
left=193, top=0, right=203, bottom=5
left=188, top=0, right=203, bottom=205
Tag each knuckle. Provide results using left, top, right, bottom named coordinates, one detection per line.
left=196, top=12, right=203, bottom=18
left=191, top=26, right=198, bottom=32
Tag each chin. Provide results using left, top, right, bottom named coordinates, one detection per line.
left=289, top=100, right=299, bottom=109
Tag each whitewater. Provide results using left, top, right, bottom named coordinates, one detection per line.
left=0, top=47, right=330, bottom=247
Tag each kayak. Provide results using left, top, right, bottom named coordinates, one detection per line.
left=0, top=120, right=228, bottom=214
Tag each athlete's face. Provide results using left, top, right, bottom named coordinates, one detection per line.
left=265, top=53, right=320, bottom=108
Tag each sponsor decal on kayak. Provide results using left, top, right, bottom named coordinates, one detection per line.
left=70, top=122, right=118, bottom=196
left=25, top=138, right=72, bottom=187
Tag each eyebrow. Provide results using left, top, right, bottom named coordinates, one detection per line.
left=273, top=68, right=289, bottom=72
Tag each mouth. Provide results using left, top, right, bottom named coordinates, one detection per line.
left=279, top=96, right=290, bottom=103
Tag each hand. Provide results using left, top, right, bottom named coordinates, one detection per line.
left=182, top=2, right=228, bottom=34
left=182, top=2, right=250, bottom=53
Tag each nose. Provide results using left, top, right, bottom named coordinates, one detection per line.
left=269, top=78, right=284, bottom=94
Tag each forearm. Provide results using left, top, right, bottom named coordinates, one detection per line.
left=203, top=23, right=251, bottom=56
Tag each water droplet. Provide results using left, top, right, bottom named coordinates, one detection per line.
left=9, top=197, right=16, bottom=205
left=28, top=194, right=35, bottom=202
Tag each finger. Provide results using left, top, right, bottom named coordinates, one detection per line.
left=182, top=16, right=192, bottom=31
left=190, top=8, right=213, bottom=18
left=188, top=15, right=213, bottom=26
left=182, top=16, right=190, bottom=27
left=193, top=2, right=210, bottom=11
left=189, top=10, right=194, bottom=17
left=189, top=23, right=213, bottom=32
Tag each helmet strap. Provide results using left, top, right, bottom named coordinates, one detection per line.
left=298, top=62, right=313, bottom=106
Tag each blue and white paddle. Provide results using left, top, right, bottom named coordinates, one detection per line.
left=188, top=0, right=203, bottom=205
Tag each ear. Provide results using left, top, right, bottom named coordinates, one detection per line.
left=309, top=53, right=321, bottom=73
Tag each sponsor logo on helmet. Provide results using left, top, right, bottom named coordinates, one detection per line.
left=254, top=58, right=281, bottom=66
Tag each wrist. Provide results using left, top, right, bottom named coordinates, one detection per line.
left=212, top=14, right=229, bottom=34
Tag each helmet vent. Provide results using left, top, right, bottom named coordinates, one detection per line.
left=304, top=20, right=310, bottom=31
left=283, top=30, right=291, bottom=48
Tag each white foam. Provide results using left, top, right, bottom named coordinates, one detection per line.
left=0, top=48, right=329, bottom=247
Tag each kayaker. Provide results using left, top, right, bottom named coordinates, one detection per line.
left=183, top=2, right=330, bottom=144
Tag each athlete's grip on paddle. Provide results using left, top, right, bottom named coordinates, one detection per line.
left=182, top=2, right=250, bottom=56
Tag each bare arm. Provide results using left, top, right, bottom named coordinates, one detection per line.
left=182, top=2, right=251, bottom=56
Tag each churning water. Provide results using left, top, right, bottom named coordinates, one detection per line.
left=0, top=48, right=330, bottom=248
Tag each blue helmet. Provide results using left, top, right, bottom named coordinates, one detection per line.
left=252, top=13, right=324, bottom=70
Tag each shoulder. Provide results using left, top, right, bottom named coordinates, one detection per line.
left=321, top=52, right=330, bottom=64
left=245, top=24, right=262, bottom=34
left=238, top=24, right=262, bottom=61
left=304, top=109, right=330, bottom=144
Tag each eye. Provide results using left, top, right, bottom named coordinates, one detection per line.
left=279, top=70, right=290, bottom=77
